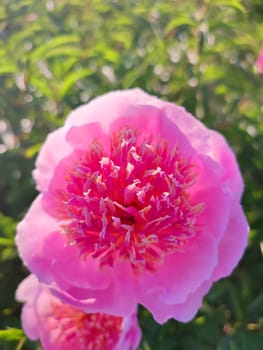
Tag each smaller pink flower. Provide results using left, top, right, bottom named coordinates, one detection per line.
left=16, top=274, right=141, bottom=350
left=256, top=48, right=263, bottom=73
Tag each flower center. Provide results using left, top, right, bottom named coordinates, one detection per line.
left=48, top=301, right=123, bottom=350
left=57, top=127, right=203, bottom=272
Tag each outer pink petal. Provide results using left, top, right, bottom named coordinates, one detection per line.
left=65, top=88, right=163, bottom=130
left=17, top=218, right=114, bottom=292
left=15, top=195, right=59, bottom=283
left=109, top=104, right=194, bottom=158
left=116, top=313, right=142, bottom=350
left=212, top=203, right=249, bottom=281
left=138, top=203, right=248, bottom=324
left=35, top=88, right=163, bottom=192
left=51, top=261, right=138, bottom=317
left=136, top=174, right=231, bottom=308
left=16, top=196, right=136, bottom=306
left=41, top=151, right=81, bottom=217
left=44, top=232, right=113, bottom=290
left=66, top=123, right=110, bottom=152
left=33, top=127, right=72, bottom=192
left=163, top=103, right=244, bottom=200
left=192, top=176, right=231, bottom=242
left=141, top=279, right=212, bottom=324
left=256, top=49, right=263, bottom=73
left=16, top=275, right=41, bottom=340
left=206, top=131, right=244, bottom=201
left=15, top=274, right=39, bottom=303
left=20, top=305, right=40, bottom=340
left=16, top=196, right=111, bottom=291
left=35, top=291, right=63, bottom=350
left=143, top=202, right=248, bottom=324
left=137, top=232, right=217, bottom=308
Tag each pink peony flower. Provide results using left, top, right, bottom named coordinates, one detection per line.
left=16, top=89, right=248, bottom=323
left=16, top=274, right=141, bottom=350
left=256, top=48, right=263, bottom=73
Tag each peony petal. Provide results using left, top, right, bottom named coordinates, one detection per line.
left=116, top=313, right=142, bottom=350
left=256, top=49, right=263, bottom=73
left=110, top=104, right=194, bottom=158
left=136, top=171, right=231, bottom=310
left=212, top=203, right=249, bottom=281
left=15, top=274, right=39, bottom=303
left=65, top=88, right=163, bottom=130
left=33, top=127, right=72, bottom=192
left=20, top=304, right=40, bottom=340
left=138, top=232, right=218, bottom=308
left=15, top=275, right=41, bottom=340
left=45, top=232, right=113, bottom=290
left=141, top=279, right=212, bottom=324
left=51, top=260, right=138, bottom=317
left=16, top=195, right=59, bottom=283
left=163, top=103, right=244, bottom=200
left=210, top=132, right=244, bottom=201
left=193, top=173, right=232, bottom=242
left=66, top=123, right=110, bottom=152
left=41, top=151, right=81, bottom=219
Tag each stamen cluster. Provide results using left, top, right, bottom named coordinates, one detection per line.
left=48, top=302, right=123, bottom=350
left=57, top=127, right=203, bottom=272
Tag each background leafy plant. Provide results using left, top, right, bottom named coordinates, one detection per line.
left=0, top=0, right=262, bottom=349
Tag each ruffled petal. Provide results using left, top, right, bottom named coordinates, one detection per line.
left=45, top=232, right=113, bottom=290
left=137, top=232, right=217, bottom=309
left=51, top=261, right=138, bottom=317
left=141, top=279, right=212, bottom=324
left=65, top=88, right=163, bottom=129
left=15, top=274, right=39, bottom=303
left=212, top=203, right=249, bottom=281
left=16, top=195, right=59, bottom=283
left=116, top=313, right=142, bottom=350
left=110, top=104, right=194, bottom=158
left=163, top=103, right=244, bottom=200
left=66, top=123, right=110, bottom=152
left=33, top=127, right=72, bottom=192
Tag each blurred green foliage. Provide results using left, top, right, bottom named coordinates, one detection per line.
left=0, top=0, right=262, bottom=349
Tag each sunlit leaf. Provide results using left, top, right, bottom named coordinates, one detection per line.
left=165, top=16, right=194, bottom=35
left=0, top=64, right=16, bottom=74
left=0, top=329, right=24, bottom=341
left=210, top=0, right=246, bottom=13
left=30, top=35, right=80, bottom=61
left=58, top=68, right=92, bottom=98
left=0, top=238, right=14, bottom=246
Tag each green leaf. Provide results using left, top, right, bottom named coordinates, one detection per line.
left=0, top=328, right=24, bottom=341
left=0, top=213, right=17, bottom=239
left=0, top=5, right=6, bottom=20
left=30, top=34, right=80, bottom=61
left=24, top=143, right=42, bottom=158
left=44, top=46, right=83, bottom=60
left=211, top=0, right=246, bottom=13
left=0, top=63, right=16, bottom=75
left=29, top=76, right=54, bottom=98
left=0, top=237, right=14, bottom=246
left=165, top=16, right=194, bottom=34
left=58, top=68, right=92, bottom=98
